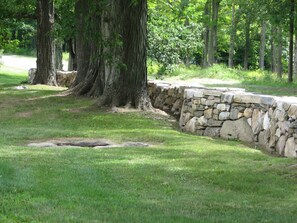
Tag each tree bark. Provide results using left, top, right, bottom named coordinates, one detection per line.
left=34, top=0, right=56, bottom=85
left=277, top=27, right=282, bottom=78
left=270, top=26, right=278, bottom=73
left=212, top=0, right=221, bottom=64
left=74, top=0, right=91, bottom=86
left=72, top=0, right=151, bottom=109
left=288, top=0, right=294, bottom=83
left=202, top=0, right=210, bottom=67
left=294, top=26, right=297, bottom=78
left=228, top=2, right=236, bottom=68
left=208, top=0, right=217, bottom=66
left=68, top=38, right=77, bottom=71
left=259, top=21, right=266, bottom=70
left=244, top=15, right=251, bottom=70
left=55, top=41, right=63, bottom=70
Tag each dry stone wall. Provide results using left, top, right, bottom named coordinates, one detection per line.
left=28, top=68, right=77, bottom=87
left=148, top=80, right=297, bottom=158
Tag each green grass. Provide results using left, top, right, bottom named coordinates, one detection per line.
left=149, top=63, right=297, bottom=96
left=0, top=67, right=297, bottom=222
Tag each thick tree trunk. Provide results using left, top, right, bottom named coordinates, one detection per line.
left=259, top=21, right=266, bottom=70
left=288, top=0, right=294, bottom=83
left=74, top=0, right=91, bottom=86
left=244, top=16, right=251, bottom=70
left=202, top=0, right=210, bottom=67
left=99, top=0, right=151, bottom=108
left=72, top=0, right=151, bottom=109
left=34, top=0, right=56, bottom=85
left=228, top=2, right=236, bottom=68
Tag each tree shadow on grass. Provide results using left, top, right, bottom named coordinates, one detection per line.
left=0, top=73, right=27, bottom=86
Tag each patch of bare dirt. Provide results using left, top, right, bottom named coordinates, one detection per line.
left=27, top=138, right=150, bottom=149
left=15, top=111, right=33, bottom=118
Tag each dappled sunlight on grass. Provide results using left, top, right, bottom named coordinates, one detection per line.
left=152, top=63, right=297, bottom=96
left=1, top=70, right=297, bottom=222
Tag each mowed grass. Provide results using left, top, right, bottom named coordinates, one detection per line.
left=0, top=67, right=297, bottom=222
left=151, top=64, right=297, bottom=96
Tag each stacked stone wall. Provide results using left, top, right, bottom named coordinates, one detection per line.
left=148, top=81, right=297, bottom=158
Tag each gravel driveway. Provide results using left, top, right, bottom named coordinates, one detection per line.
left=1, top=55, right=36, bottom=71
left=1, top=55, right=68, bottom=71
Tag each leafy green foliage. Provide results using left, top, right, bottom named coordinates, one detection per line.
left=148, top=1, right=202, bottom=76
left=0, top=19, right=36, bottom=54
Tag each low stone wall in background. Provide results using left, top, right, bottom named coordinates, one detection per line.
left=148, top=80, right=297, bottom=158
left=28, top=68, right=77, bottom=87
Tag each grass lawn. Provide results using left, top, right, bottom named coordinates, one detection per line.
left=0, top=66, right=297, bottom=222
left=151, top=64, right=297, bottom=96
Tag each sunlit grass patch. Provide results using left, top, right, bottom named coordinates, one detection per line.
left=0, top=69, right=297, bottom=222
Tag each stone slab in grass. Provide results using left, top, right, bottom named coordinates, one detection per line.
left=28, top=138, right=150, bottom=148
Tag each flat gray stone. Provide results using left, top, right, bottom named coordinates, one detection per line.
left=244, top=108, right=253, bottom=118
left=203, top=89, right=222, bottom=97
left=288, top=104, right=297, bottom=118
left=197, top=116, right=207, bottom=126
left=220, top=118, right=254, bottom=143
left=204, top=109, right=213, bottom=119
left=285, top=137, right=297, bottom=158
left=258, top=130, right=269, bottom=148
left=28, top=142, right=57, bottom=148
left=204, top=127, right=221, bottom=137
left=252, top=109, right=264, bottom=135
left=124, top=142, right=149, bottom=147
left=217, top=104, right=230, bottom=112
left=234, top=93, right=261, bottom=104
left=274, top=109, right=286, bottom=122
left=219, top=112, right=230, bottom=121
left=184, top=117, right=198, bottom=133
left=221, top=92, right=234, bottom=103
left=276, top=135, right=287, bottom=156
left=207, top=119, right=223, bottom=127
left=263, top=112, right=270, bottom=130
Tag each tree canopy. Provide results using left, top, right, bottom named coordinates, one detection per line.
left=1, top=0, right=297, bottom=87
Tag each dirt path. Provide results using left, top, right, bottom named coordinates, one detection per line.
left=1, top=55, right=36, bottom=71
left=1, top=55, right=68, bottom=71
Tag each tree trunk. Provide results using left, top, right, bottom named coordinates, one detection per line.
left=207, top=0, right=216, bottom=66
left=277, top=27, right=283, bottom=78
left=228, top=2, right=236, bottom=68
left=244, top=15, right=251, bottom=70
left=202, top=0, right=210, bottom=67
left=288, top=0, right=294, bottom=83
left=68, top=38, right=77, bottom=71
left=294, top=26, right=297, bottom=78
left=212, top=0, right=221, bottom=63
left=72, top=0, right=151, bottom=109
left=34, top=0, right=56, bottom=85
left=259, top=21, right=266, bottom=70
left=270, top=26, right=278, bottom=73
left=55, top=41, right=63, bottom=70
left=74, top=0, right=92, bottom=86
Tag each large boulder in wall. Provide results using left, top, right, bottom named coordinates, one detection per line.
left=28, top=69, right=77, bottom=87
left=220, top=118, right=254, bottom=143
left=56, top=71, right=77, bottom=87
